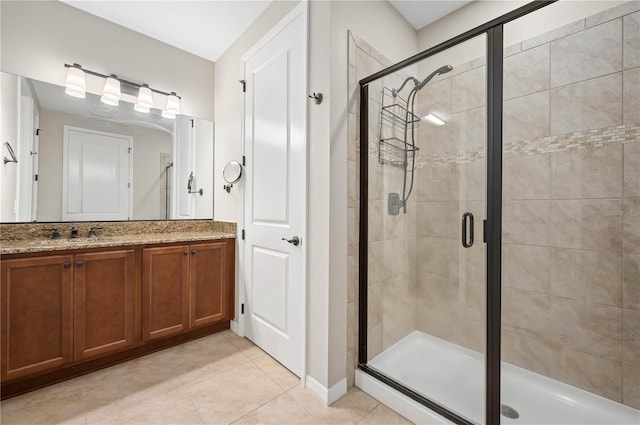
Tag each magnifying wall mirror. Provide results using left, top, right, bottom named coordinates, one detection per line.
left=222, top=160, right=242, bottom=193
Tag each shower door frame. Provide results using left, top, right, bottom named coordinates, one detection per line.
left=357, top=2, right=556, bottom=424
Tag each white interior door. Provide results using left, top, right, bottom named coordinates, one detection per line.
left=63, top=126, right=131, bottom=221
left=243, top=4, right=307, bottom=377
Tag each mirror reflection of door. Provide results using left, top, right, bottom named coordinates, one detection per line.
left=62, top=126, right=131, bottom=221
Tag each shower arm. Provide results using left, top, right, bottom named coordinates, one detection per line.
left=392, top=77, right=419, bottom=97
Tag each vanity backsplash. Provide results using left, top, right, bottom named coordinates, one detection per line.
left=0, top=220, right=236, bottom=242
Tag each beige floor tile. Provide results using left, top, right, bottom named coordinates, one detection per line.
left=223, top=334, right=266, bottom=359
left=186, top=363, right=285, bottom=424
left=0, top=331, right=412, bottom=425
left=251, top=354, right=301, bottom=391
left=97, top=391, right=204, bottom=425
left=232, top=392, right=318, bottom=424
left=1, top=377, right=86, bottom=425
left=84, top=363, right=184, bottom=423
left=358, top=404, right=412, bottom=425
left=288, top=386, right=379, bottom=424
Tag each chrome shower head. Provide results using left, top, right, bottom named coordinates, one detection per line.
left=417, top=64, right=453, bottom=90
left=391, top=65, right=453, bottom=96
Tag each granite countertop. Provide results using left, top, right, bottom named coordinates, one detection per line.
left=0, top=231, right=236, bottom=255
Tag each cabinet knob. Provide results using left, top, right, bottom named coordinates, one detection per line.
left=76, top=261, right=84, bottom=267
left=191, top=250, right=197, bottom=255
left=63, top=262, right=71, bottom=269
left=184, top=251, right=189, bottom=256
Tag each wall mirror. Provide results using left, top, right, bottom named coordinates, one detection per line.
left=0, top=71, right=214, bottom=223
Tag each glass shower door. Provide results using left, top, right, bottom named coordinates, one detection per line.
left=362, top=33, right=488, bottom=424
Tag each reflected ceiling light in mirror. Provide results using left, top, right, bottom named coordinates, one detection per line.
left=64, top=64, right=86, bottom=98
left=423, top=113, right=445, bottom=126
left=101, top=75, right=121, bottom=106
left=135, top=84, right=153, bottom=113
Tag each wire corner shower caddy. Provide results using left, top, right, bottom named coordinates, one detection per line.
left=378, top=87, right=420, bottom=170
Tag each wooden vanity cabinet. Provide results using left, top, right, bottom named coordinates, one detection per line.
left=142, top=239, right=234, bottom=340
left=1, top=250, right=137, bottom=379
left=1, top=237, right=234, bottom=395
left=1, top=255, right=74, bottom=380
left=142, top=245, right=190, bottom=340
left=74, top=250, right=137, bottom=360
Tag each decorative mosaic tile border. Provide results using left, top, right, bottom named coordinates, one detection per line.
left=376, top=123, right=640, bottom=168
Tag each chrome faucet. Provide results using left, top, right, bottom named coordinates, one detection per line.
left=88, top=227, right=104, bottom=238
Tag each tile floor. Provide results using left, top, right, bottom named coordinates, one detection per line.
left=1, top=330, right=412, bottom=424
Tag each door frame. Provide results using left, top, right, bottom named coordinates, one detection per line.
left=357, top=2, right=556, bottom=425
left=62, top=125, right=133, bottom=221
left=238, top=1, right=308, bottom=382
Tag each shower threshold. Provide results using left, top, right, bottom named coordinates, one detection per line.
left=356, top=331, right=639, bottom=424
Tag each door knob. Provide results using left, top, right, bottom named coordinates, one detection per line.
left=281, top=236, right=301, bottom=246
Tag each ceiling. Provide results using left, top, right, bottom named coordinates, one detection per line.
left=61, top=1, right=272, bottom=62
left=61, top=1, right=471, bottom=63
left=389, top=0, right=473, bottom=30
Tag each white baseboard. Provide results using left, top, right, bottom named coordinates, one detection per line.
left=305, top=375, right=348, bottom=405
left=230, top=320, right=241, bottom=336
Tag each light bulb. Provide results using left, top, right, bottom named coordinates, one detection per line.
left=135, top=85, right=153, bottom=112
left=101, top=75, right=120, bottom=106
left=64, top=65, right=86, bottom=98
left=165, top=92, right=181, bottom=115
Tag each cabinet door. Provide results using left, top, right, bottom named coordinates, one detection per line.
left=1, top=255, right=74, bottom=380
left=74, top=250, right=136, bottom=360
left=142, top=246, right=189, bottom=340
left=189, top=241, right=230, bottom=328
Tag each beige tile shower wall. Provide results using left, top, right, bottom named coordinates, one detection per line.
left=502, top=3, right=639, bottom=409
left=346, top=33, right=417, bottom=387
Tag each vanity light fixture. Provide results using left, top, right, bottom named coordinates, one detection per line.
left=101, top=75, right=121, bottom=106
left=423, top=113, right=445, bottom=126
left=63, top=64, right=181, bottom=118
left=64, top=64, right=86, bottom=98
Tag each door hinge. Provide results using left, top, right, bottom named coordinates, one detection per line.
left=241, top=229, right=245, bottom=240
left=34, top=174, right=38, bottom=181
left=128, top=147, right=132, bottom=154
left=242, top=155, right=246, bottom=166
left=191, top=119, right=194, bottom=128
left=35, top=128, right=41, bottom=136
left=241, top=303, right=245, bottom=314
left=239, top=79, right=246, bottom=92
left=483, top=219, right=487, bottom=243
left=128, top=182, right=131, bottom=188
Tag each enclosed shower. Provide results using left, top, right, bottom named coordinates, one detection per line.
left=352, top=1, right=640, bottom=424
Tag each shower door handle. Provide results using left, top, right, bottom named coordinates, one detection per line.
left=462, top=212, right=474, bottom=248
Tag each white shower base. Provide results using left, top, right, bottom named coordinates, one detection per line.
left=356, top=331, right=640, bottom=424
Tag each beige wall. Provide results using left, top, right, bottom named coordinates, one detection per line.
left=37, top=109, right=172, bottom=221
left=0, top=1, right=214, bottom=121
